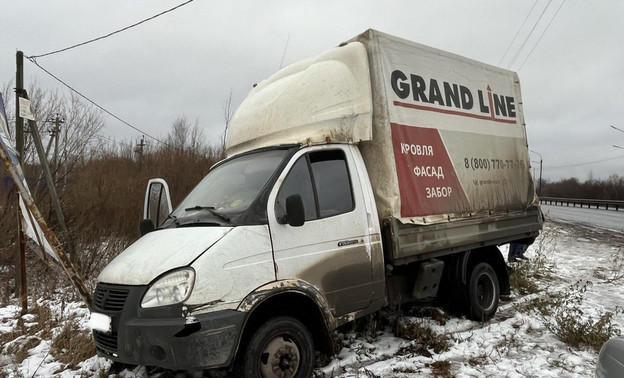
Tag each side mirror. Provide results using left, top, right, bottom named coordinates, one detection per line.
left=143, top=178, right=173, bottom=229
left=140, top=219, right=155, bottom=236
left=285, top=194, right=305, bottom=227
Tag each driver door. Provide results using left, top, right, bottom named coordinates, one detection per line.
left=267, top=145, right=375, bottom=317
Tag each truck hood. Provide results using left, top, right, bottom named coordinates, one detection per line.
left=96, top=227, right=232, bottom=285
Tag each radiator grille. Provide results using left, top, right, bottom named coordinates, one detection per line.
left=93, top=284, right=129, bottom=312
left=92, top=283, right=131, bottom=354
left=93, top=330, right=118, bottom=354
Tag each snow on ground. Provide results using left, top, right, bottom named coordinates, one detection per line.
left=0, top=217, right=622, bottom=377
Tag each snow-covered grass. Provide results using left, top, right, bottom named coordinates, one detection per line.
left=1, top=219, right=622, bottom=377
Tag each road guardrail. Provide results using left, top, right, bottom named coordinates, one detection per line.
left=539, top=196, right=623, bottom=211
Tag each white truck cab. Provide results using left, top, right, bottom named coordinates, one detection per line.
left=91, top=30, right=542, bottom=377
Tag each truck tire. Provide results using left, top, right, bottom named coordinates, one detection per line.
left=467, top=262, right=499, bottom=321
left=236, top=316, right=314, bottom=378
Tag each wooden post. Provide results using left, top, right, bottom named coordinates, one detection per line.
left=15, top=50, right=27, bottom=314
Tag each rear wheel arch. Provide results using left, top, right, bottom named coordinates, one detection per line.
left=465, top=246, right=510, bottom=296
left=441, top=246, right=509, bottom=320
left=464, top=246, right=509, bottom=321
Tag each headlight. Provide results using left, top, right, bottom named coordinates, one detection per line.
left=141, top=268, right=195, bottom=308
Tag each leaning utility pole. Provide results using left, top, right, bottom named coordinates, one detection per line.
left=15, top=51, right=27, bottom=314
left=25, top=103, right=78, bottom=266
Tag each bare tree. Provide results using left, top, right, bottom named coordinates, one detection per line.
left=2, top=81, right=104, bottom=178
left=166, top=116, right=206, bottom=154
left=1, top=81, right=15, bottom=135
left=55, top=92, right=104, bottom=183
left=221, top=90, right=233, bottom=150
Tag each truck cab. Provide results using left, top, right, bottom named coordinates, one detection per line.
left=91, top=143, right=388, bottom=375
left=90, top=29, right=541, bottom=377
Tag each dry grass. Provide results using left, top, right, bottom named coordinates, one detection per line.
left=593, top=248, right=624, bottom=283
left=0, top=301, right=57, bottom=365
left=544, top=280, right=622, bottom=352
left=510, top=227, right=622, bottom=353
left=509, top=228, right=558, bottom=295
left=395, top=319, right=450, bottom=357
left=6, top=336, right=42, bottom=365
left=521, top=279, right=622, bottom=353
left=50, top=318, right=95, bottom=369
left=429, top=360, right=452, bottom=377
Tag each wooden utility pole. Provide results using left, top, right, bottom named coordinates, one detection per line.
left=135, top=135, right=145, bottom=169
left=47, top=114, right=64, bottom=183
left=15, top=51, right=27, bottom=314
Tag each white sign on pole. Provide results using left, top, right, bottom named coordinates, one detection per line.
left=18, top=97, right=35, bottom=121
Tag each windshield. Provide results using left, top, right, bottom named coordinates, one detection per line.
left=169, top=149, right=289, bottom=225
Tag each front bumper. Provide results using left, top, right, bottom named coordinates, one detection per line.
left=92, top=283, right=245, bottom=370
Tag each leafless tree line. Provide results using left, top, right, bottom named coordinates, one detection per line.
left=541, top=175, right=624, bottom=200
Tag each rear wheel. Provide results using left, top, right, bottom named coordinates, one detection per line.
left=236, top=316, right=314, bottom=378
left=467, top=262, right=499, bottom=321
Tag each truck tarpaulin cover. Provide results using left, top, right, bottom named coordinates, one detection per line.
left=354, top=30, right=537, bottom=224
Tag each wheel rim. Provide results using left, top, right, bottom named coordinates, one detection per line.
left=259, top=335, right=301, bottom=378
left=476, top=272, right=495, bottom=311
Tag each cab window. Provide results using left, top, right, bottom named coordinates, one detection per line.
left=276, top=149, right=354, bottom=222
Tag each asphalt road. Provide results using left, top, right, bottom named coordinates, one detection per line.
left=541, top=204, right=624, bottom=233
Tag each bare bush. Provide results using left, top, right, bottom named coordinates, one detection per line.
left=523, top=280, right=622, bottom=353
left=593, top=248, right=624, bottom=283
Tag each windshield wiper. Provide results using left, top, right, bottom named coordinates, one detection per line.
left=165, top=213, right=179, bottom=226
left=184, top=206, right=230, bottom=223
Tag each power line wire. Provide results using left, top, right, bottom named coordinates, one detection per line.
left=546, top=148, right=620, bottom=165
left=27, top=57, right=172, bottom=148
left=26, top=0, right=195, bottom=59
left=94, top=134, right=125, bottom=144
left=547, top=153, right=624, bottom=169
left=507, top=0, right=553, bottom=69
left=518, top=0, right=566, bottom=71
left=498, top=0, right=539, bottom=66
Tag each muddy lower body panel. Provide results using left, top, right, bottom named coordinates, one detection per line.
left=384, top=207, right=542, bottom=265
left=92, top=283, right=245, bottom=370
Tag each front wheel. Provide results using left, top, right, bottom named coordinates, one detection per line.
left=236, top=316, right=315, bottom=378
left=467, top=262, right=499, bottom=321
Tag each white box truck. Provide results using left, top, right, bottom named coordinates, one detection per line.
left=90, top=29, right=542, bottom=376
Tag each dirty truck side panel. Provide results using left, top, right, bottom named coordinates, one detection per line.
left=354, top=30, right=538, bottom=225
left=351, top=30, right=541, bottom=260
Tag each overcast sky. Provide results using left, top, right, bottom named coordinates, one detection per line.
left=1, top=0, right=623, bottom=181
